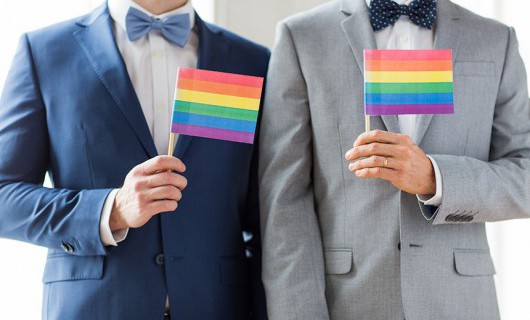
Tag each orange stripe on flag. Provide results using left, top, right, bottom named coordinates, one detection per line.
left=177, top=78, right=263, bottom=99
left=365, top=60, right=453, bottom=72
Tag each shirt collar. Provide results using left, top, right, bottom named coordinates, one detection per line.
left=108, top=0, right=195, bottom=33
left=365, top=0, right=412, bottom=7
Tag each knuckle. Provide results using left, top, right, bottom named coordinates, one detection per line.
left=161, top=185, right=172, bottom=195
left=154, top=156, right=165, bottom=167
left=173, top=175, right=187, bottom=189
left=162, top=172, right=173, bottom=184
left=132, top=165, right=143, bottom=175
left=170, top=186, right=180, bottom=197
left=132, top=180, right=143, bottom=192
left=167, top=201, right=178, bottom=211
left=136, top=192, right=145, bottom=203
left=174, top=189, right=183, bottom=201
left=176, top=158, right=185, bottom=170
left=181, top=176, right=188, bottom=189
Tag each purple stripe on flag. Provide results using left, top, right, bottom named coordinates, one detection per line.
left=365, top=104, right=454, bottom=115
left=172, top=123, right=255, bottom=144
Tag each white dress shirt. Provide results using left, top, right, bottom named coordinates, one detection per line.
left=365, top=0, right=443, bottom=205
left=100, top=0, right=199, bottom=246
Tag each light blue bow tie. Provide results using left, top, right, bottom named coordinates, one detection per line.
left=125, top=7, right=191, bottom=47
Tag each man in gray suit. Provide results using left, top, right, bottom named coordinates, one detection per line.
left=259, top=0, right=530, bottom=319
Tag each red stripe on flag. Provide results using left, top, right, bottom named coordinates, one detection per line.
left=364, top=50, right=452, bottom=61
left=178, top=68, right=264, bottom=88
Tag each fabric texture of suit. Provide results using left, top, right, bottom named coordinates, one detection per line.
left=259, top=0, right=530, bottom=319
left=0, top=4, right=270, bottom=320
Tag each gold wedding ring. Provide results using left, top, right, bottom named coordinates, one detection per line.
left=384, top=157, right=388, bottom=168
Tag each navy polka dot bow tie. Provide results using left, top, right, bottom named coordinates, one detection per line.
left=369, top=0, right=437, bottom=32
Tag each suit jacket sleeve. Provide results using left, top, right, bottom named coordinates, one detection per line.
left=0, top=34, right=112, bottom=256
left=419, top=27, right=530, bottom=224
left=259, top=22, right=330, bottom=319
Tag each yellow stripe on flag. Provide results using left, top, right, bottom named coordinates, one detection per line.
left=365, top=71, right=453, bottom=83
left=177, top=89, right=260, bottom=111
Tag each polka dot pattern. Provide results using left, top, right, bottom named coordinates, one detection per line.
left=369, top=0, right=437, bottom=32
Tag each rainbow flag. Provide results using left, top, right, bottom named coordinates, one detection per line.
left=171, top=68, right=264, bottom=144
left=364, top=49, right=454, bottom=115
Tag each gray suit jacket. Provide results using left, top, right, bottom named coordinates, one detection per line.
left=258, top=0, right=530, bottom=319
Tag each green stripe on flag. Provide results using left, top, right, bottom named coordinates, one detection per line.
left=365, top=82, right=453, bottom=94
left=174, top=100, right=259, bottom=122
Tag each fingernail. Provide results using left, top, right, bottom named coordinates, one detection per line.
left=345, top=150, right=352, bottom=159
left=355, top=170, right=362, bottom=176
left=348, top=163, right=355, bottom=171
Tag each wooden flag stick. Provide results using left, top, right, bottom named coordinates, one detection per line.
left=365, top=115, right=371, bottom=132
left=167, top=133, right=176, bottom=156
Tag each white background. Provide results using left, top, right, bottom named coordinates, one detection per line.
left=0, top=1, right=529, bottom=319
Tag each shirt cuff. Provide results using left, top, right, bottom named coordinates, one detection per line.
left=100, top=189, right=129, bottom=247
left=417, top=155, right=443, bottom=206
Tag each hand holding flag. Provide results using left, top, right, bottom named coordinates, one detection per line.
left=345, top=130, right=436, bottom=195
left=344, top=49, right=454, bottom=195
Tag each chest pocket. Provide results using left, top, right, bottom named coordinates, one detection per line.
left=454, top=61, right=495, bottom=77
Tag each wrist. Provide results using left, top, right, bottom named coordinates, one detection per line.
left=109, top=189, right=127, bottom=231
left=423, top=158, right=436, bottom=195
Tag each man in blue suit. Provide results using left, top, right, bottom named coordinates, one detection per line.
left=0, top=0, right=269, bottom=319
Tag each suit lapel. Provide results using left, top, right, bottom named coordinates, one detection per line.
left=173, top=14, right=229, bottom=159
left=73, top=5, right=158, bottom=158
left=414, top=0, right=462, bottom=145
left=340, top=0, right=401, bottom=133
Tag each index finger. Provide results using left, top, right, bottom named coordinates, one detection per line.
left=138, top=156, right=186, bottom=175
left=353, top=130, right=409, bottom=148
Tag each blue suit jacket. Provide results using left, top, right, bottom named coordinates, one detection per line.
left=0, top=4, right=270, bottom=319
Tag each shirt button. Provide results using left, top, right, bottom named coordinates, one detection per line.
left=155, top=254, right=165, bottom=266
left=153, top=50, right=164, bottom=58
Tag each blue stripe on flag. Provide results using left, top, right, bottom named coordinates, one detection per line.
left=172, top=112, right=256, bottom=133
left=365, top=93, right=453, bottom=105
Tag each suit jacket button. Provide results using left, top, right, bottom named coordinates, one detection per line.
left=466, top=216, right=474, bottom=222
left=445, top=215, right=454, bottom=222
left=155, top=254, right=165, bottom=266
left=398, top=242, right=401, bottom=251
